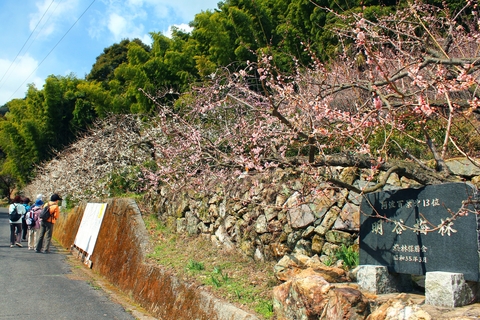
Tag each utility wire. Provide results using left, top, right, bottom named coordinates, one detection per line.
left=0, top=0, right=56, bottom=89
left=23, top=0, right=62, bottom=61
left=7, top=0, right=97, bottom=102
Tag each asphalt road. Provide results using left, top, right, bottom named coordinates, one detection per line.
left=0, top=206, right=140, bottom=320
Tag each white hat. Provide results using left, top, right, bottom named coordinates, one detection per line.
left=36, top=194, right=44, bottom=200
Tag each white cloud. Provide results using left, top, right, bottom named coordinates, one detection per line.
left=163, top=23, right=193, bottom=38
left=127, top=0, right=144, bottom=7
left=0, top=0, right=222, bottom=106
left=0, top=54, right=43, bottom=105
left=108, top=13, right=128, bottom=38
left=107, top=12, right=146, bottom=42
left=29, top=0, right=81, bottom=39
left=143, top=0, right=219, bottom=22
left=87, top=0, right=219, bottom=44
left=140, top=34, right=153, bottom=46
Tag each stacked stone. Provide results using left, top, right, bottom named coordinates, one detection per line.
left=158, top=166, right=418, bottom=264
left=158, top=158, right=480, bottom=265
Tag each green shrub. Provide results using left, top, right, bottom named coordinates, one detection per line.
left=107, top=166, right=143, bottom=196
left=186, top=259, right=205, bottom=271
left=255, top=300, right=274, bottom=318
left=323, top=257, right=333, bottom=267
left=335, top=244, right=359, bottom=270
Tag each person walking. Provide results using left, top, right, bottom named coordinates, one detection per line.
left=35, top=193, right=62, bottom=253
left=9, top=195, right=26, bottom=248
left=21, top=197, right=31, bottom=241
left=27, top=198, right=43, bottom=250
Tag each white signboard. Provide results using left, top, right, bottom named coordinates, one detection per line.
left=74, top=203, right=107, bottom=258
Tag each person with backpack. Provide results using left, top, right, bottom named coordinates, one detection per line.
left=21, top=197, right=31, bottom=242
left=26, top=199, right=43, bottom=250
left=35, top=193, right=62, bottom=253
left=8, top=195, right=26, bottom=248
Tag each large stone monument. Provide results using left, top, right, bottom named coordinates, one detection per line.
left=358, top=182, right=480, bottom=307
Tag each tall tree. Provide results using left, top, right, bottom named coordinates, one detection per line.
left=86, top=38, right=151, bottom=85
left=0, top=75, right=95, bottom=184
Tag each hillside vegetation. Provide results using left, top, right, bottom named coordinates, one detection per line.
left=0, top=0, right=473, bottom=197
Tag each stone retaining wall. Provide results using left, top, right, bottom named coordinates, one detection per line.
left=155, top=167, right=418, bottom=264
left=155, top=159, right=479, bottom=265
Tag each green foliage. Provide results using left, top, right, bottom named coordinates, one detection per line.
left=450, top=117, right=480, bottom=157
left=76, top=81, right=112, bottom=117
left=209, top=275, right=222, bottom=288
left=335, top=244, right=359, bottom=270
left=186, top=259, right=205, bottom=271
left=87, top=38, right=150, bottom=83
left=366, top=111, right=479, bottom=161
left=191, top=10, right=236, bottom=71
left=107, top=166, right=143, bottom=196
left=323, top=257, right=333, bottom=267
left=367, top=120, right=429, bottom=159
left=255, top=300, right=274, bottom=318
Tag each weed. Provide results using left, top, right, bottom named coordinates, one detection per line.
left=87, top=281, right=101, bottom=290
left=255, top=300, right=274, bottom=318
left=234, top=289, right=241, bottom=299
left=212, top=266, right=229, bottom=281
left=186, top=259, right=205, bottom=271
left=221, top=272, right=229, bottom=282
left=210, top=275, right=221, bottom=288
left=323, top=257, right=333, bottom=266
left=335, top=244, right=359, bottom=270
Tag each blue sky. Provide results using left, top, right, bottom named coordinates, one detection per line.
left=0, top=0, right=220, bottom=105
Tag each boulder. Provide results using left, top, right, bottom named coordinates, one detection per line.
left=273, top=254, right=348, bottom=283
left=185, top=211, right=200, bottom=235
left=339, top=167, right=359, bottom=185
left=273, top=254, right=311, bottom=281
left=311, top=234, right=325, bottom=254
left=367, top=295, right=431, bottom=320
left=273, top=274, right=330, bottom=320
left=269, top=243, right=291, bottom=259
left=445, top=157, right=480, bottom=177
left=333, top=203, right=359, bottom=232
left=273, top=272, right=369, bottom=320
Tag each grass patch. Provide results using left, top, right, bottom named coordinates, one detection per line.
left=335, top=244, right=359, bottom=270
left=87, top=281, right=101, bottom=290
left=143, top=214, right=277, bottom=319
left=186, top=259, right=205, bottom=271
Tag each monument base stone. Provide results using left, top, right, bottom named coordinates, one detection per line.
left=357, top=265, right=412, bottom=294
left=425, top=272, right=476, bottom=307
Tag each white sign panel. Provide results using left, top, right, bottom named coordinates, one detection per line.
left=74, top=203, right=107, bottom=258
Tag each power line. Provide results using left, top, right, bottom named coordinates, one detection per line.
left=23, top=1, right=63, bottom=61
left=0, top=0, right=56, bottom=90
left=7, top=0, right=97, bottom=102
